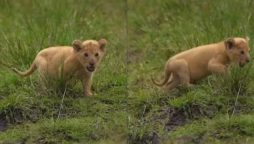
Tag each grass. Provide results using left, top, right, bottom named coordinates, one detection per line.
left=168, top=114, right=254, bottom=144
left=1, top=0, right=254, bottom=144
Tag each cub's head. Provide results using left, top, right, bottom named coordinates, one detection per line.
left=225, top=37, right=251, bottom=67
left=72, top=39, right=107, bottom=73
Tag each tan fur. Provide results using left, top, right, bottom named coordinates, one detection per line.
left=153, top=37, right=251, bottom=91
left=12, top=39, right=107, bottom=96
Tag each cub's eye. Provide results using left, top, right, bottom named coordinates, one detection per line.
left=84, top=53, right=88, bottom=57
left=95, top=53, right=99, bottom=57
left=240, top=50, right=244, bottom=54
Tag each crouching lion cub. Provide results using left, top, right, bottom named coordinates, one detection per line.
left=12, top=39, right=107, bottom=96
left=152, top=37, right=251, bottom=90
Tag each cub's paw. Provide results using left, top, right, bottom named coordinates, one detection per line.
left=84, top=92, right=93, bottom=97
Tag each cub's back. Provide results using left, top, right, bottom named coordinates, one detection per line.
left=37, top=46, right=74, bottom=61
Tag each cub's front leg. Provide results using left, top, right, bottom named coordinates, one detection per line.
left=208, top=59, right=227, bottom=74
left=81, top=74, right=93, bottom=97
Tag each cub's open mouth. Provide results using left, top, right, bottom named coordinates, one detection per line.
left=87, top=66, right=95, bottom=72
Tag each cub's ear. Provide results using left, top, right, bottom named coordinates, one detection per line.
left=224, top=38, right=235, bottom=49
left=98, top=39, right=107, bottom=52
left=72, top=40, right=82, bottom=51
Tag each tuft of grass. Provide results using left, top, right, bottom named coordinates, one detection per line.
left=168, top=114, right=254, bottom=144
left=0, top=116, right=127, bottom=144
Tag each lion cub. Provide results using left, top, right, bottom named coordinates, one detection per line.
left=12, top=39, right=107, bottom=96
left=153, top=37, right=251, bottom=90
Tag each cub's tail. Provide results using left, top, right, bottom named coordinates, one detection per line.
left=152, top=69, right=172, bottom=86
left=12, top=63, right=37, bottom=77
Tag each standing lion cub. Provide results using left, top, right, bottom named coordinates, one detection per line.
left=12, top=39, right=107, bottom=96
left=153, top=37, right=251, bottom=90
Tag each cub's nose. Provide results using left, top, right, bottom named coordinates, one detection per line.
left=89, top=62, right=95, bottom=67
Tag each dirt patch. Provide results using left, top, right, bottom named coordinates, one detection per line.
left=128, top=132, right=160, bottom=144
left=0, top=113, right=7, bottom=131
left=127, top=107, right=189, bottom=144
left=165, top=104, right=217, bottom=132
left=129, top=103, right=218, bottom=144
left=165, top=108, right=188, bottom=132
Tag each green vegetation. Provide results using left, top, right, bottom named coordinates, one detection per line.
left=1, top=0, right=254, bottom=143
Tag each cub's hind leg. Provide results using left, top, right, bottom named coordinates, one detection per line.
left=164, top=74, right=180, bottom=91
left=171, top=59, right=193, bottom=88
